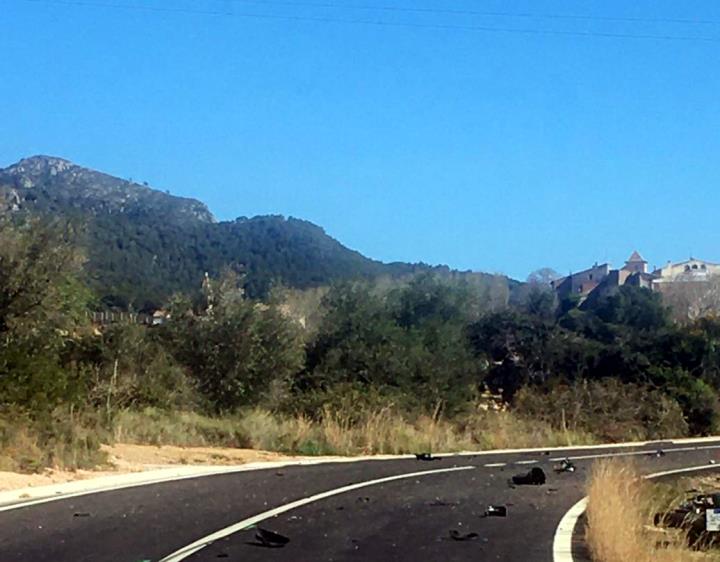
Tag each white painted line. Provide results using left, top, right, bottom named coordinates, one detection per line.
left=550, top=444, right=720, bottom=463
left=484, top=462, right=507, bottom=468
left=551, top=463, right=720, bottom=562
left=158, top=465, right=475, bottom=562
left=515, top=460, right=539, bottom=465
left=643, top=464, right=720, bottom=480
left=552, top=497, right=587, bottom=562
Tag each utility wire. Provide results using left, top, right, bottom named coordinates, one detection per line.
left=225, top=0, right=720, bottom=27
left=21, top=0, right=720, bottom=42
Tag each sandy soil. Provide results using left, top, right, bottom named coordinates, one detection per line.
left=0, top=443, right=315, bottom=492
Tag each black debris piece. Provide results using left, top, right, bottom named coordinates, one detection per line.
left=483, top=505, right=507, bottom=517
left=554, top=459, right=576, bottom=473
left=415, top=453, right=439, bottom=461
left=73, top=512, right=91, bottom=518
left=357, top=496, right=371, bottom=503
left=653, top=449, right=666, bottom=458
left=511, top=467, right=546, bottom=486
left=449, top=530, right=479, bottom=541
left=255, top=528, right=290, bottom=548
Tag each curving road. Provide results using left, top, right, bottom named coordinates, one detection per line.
left=1, top=440, right=720, bottom=562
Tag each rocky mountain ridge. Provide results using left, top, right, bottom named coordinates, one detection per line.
left=0, top=155, right=215, bottom=224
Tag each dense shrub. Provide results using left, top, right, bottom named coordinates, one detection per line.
left=513, top=380, right=689, bottom=442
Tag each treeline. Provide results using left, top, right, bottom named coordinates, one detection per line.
left=1, top=219, right=720, bottom=470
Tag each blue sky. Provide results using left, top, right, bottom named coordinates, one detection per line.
left=2, top=0, right=720, bottom=280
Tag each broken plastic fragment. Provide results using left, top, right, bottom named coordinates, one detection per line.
left=483, top=505, right=507, bottom=517
left=511, top=467, right=546, bottom=486
left=415, top=453, right=439, bottom=461
left=449, top=530, right=479, bottom=541
left=554, top=458, right=576, bottom=473
left=255, top=528, right=290, bottom=548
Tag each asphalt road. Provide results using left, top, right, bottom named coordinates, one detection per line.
left=1, top=441, right=720, bottom=562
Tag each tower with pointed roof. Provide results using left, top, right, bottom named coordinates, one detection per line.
left=623, top=251, right=648, bottom=274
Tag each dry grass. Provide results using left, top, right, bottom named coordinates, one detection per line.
left=110, top=405, right=596, bottom=457
left=0, top=404, right=599, bottom=474
left=0, top=409, right=108, bottom=473
left=586, top=459, right=719, bottom=562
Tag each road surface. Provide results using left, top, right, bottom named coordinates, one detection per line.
left=1, top=440, right=719, bottom=561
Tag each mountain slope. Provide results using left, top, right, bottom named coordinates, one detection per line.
left=0, top=156, right=509, bottom=308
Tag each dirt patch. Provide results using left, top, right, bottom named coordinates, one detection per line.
left=104, top=443, right=317, bottom=469
left=0, top=443, right=331, bottom=492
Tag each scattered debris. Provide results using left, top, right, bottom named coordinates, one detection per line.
left=415, top=453, right=440, bottom=461
left=482, top=505, right=507, bottom=517
left=357, top=496, right=371, bottom=503
left=652, top=449, right=666, bottom=458
left=554, top=459, right=576, bottom=473
left=449, top=530, right=479, bottom=541
left=254, top=528, right=290, bottom=548
left=427, top=499, right=459, bottom=507
left=511, top=467, right=546, bottom=486
left=654, top=492, right=720, bottom=548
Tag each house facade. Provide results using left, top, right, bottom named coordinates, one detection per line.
left=551, top=251, right=714, bottom=301
left=652, top=258, right=720, bottom=284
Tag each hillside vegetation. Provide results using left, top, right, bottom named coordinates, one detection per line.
left=1, top=217, right=719, bottom=472
left=0, top=156, right=510, bottom=308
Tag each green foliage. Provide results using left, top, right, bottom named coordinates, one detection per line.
left=162, top=271, right=305, bottom=412
left=0, top=219, right=91, bottom=409
left=300, top=276, right=486, bottom=414
left=513, top=380, right=688, bottom=442
left=3, top=214, right=720, bottom=473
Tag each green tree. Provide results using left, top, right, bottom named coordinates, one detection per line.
left=163, top=271, right=304, bottom=412
left=0, top=219, right=91, bottom=409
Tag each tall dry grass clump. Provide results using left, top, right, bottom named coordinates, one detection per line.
left=586, top=459, right=708, bottom=562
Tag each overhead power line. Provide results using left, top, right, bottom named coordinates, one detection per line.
left=225, top=0, right=720, bottom=27
left=21, top=0, right=720, bottom=42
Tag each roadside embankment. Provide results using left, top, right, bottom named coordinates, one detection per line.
left=586, top=459, right=720, bottom=562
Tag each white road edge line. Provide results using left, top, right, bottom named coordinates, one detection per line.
left=552, top=464, right=720, bottom=562
left=550, top=443, right=720, bottom=462
left=158, top=465, right=475, bottom=562
left=552, top=497, right=587, bottom=562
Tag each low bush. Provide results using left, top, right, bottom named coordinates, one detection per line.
left=513, top=380, right=689, bottom=442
